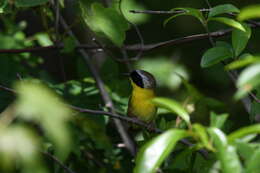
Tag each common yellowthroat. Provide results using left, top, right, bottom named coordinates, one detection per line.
left=127, top=70, right=157, bottom=124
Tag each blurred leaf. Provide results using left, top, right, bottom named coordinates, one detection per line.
left=234, top=140, right=256, bottom=162
left=15, top=0, right=48, bottom=7
left=136, top=58, right=189, bottom=90
left=153, top=97, right=190, bottom=125
left=208, top=128, right=242, bottom=173
left=245, top=147, right=260, bottom=173
left=134, top=129, right=189, bottom=173
left=238, top=5, right=260, bottom=21
left=232, top=23, right=251, bottom=57
left=15, top=81, right=72, bottom=159
left=182, top=79, right=203, bottom=101
left=164, top=8, right=205, bottom=26
left=208, top=17, right=245, bottom=31
left=81, top=2, right=129, bottom=46
left=35, top=33, right=53, bottom=46
left=225, top=54, right=260, bottom=70
left=235, top=63, right=260, bottom=99
left=210, top=112, right=229, bottom=129
left=193, top=124, right=213, bottom=150
left=250, top=87, right=260, bottom=122
left=208, top=4, right=240, bottom=18
left=228, top=124, right=260, bottom=143
left=0, top=0, right=8, bottom=13
left=0, top=126, right=47, bottom=173
left=113, top=0, right=149, bottom=24
left=201, top=46, right=233, bottom=68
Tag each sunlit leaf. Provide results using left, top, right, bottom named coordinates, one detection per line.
left=35, top=33, right=53, bottom=46
left=228, top=124, right=260, bottom=143
left=15, top=0, right=48, bottom=7
left=201, top=46, right=233, bottom=68
left=15, top=81, right=72, bottom=159
left=208, top=17, right=245, bottom=31
left=113, top=0, right=149, bottom=24
left=164, top=8, right=205, bottom=26
left=0, top=126, right=47, bottom=173
left=208, top=4, right=240, bottom=18
left=238, top=5, right=260, bottom=21
left=232, top=23, right=251, bottom=56
left=136, top=58, right=189, bottom=90
left=208, top=128, right=242, bottom=173
left=152, top=97, right=190, bottom=125
left=235, top=63, right=260, bottom=99
left=81, top=2, right=129, bottom=46
left=134, top=129, right=190, bottom=173
left=225, top=54, right=260, bottom=70
left=192, top=124, right=213, bottom=150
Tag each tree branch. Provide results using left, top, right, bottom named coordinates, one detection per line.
left=0, top=28, right=232, bottom=53
left=42, top=152, right=77, bottom=173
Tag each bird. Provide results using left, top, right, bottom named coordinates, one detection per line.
left=127, top=70, right=157, bottom=125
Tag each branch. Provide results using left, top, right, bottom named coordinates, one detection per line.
left=42, top=152, right=76, bottom=173
left=129, top=9, right=210, bottom=15
left=0, top=29, right=231, bottom=53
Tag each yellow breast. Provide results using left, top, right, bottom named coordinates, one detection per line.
left=127, top=82, right=157, bottom=122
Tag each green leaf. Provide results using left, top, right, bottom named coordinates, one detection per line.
left=112, top=0, right=149, bottom=24
left=15, top=81, right=72, bottom=159
left=208, top=128, right=242, bottom=173
left=134, top=129, right=190, bottom=173
left=201, top=46, right=233, bottom=68
left=208, top=17, right=246, bottom=31
left=235, top=140, right=255, bottom=162
left=35, top=33, right=53, bottom=46
left=152, top=97, right=190, bottom=125
left=232, top=23, right=251, bottom=56
left=210, top=112, right=229, bottom=129
left=238, top=5, right=260, bottom=21
left=164, top=8, right=205, bottom=26
left=228, top=124, right=260, bottom=143
left=192, top=124, right=213, bottom=150
left=208, top=4, right=240, bottom=18
left=245, top=147, right=260, bottom=173
left=15, top=0, right=48, bottom=7
left=235, top=63, right=260, bottom=99
left=225, top=54, right=260, bottom=70
left=81, top=2, right=129, bottom=46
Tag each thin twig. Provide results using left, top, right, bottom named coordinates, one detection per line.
left=42, top=152, right=76, bottom=173
left=129, top=9, right=210, bottom=15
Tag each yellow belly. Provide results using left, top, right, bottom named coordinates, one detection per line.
left=127, top=86, right=157, bottom=123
